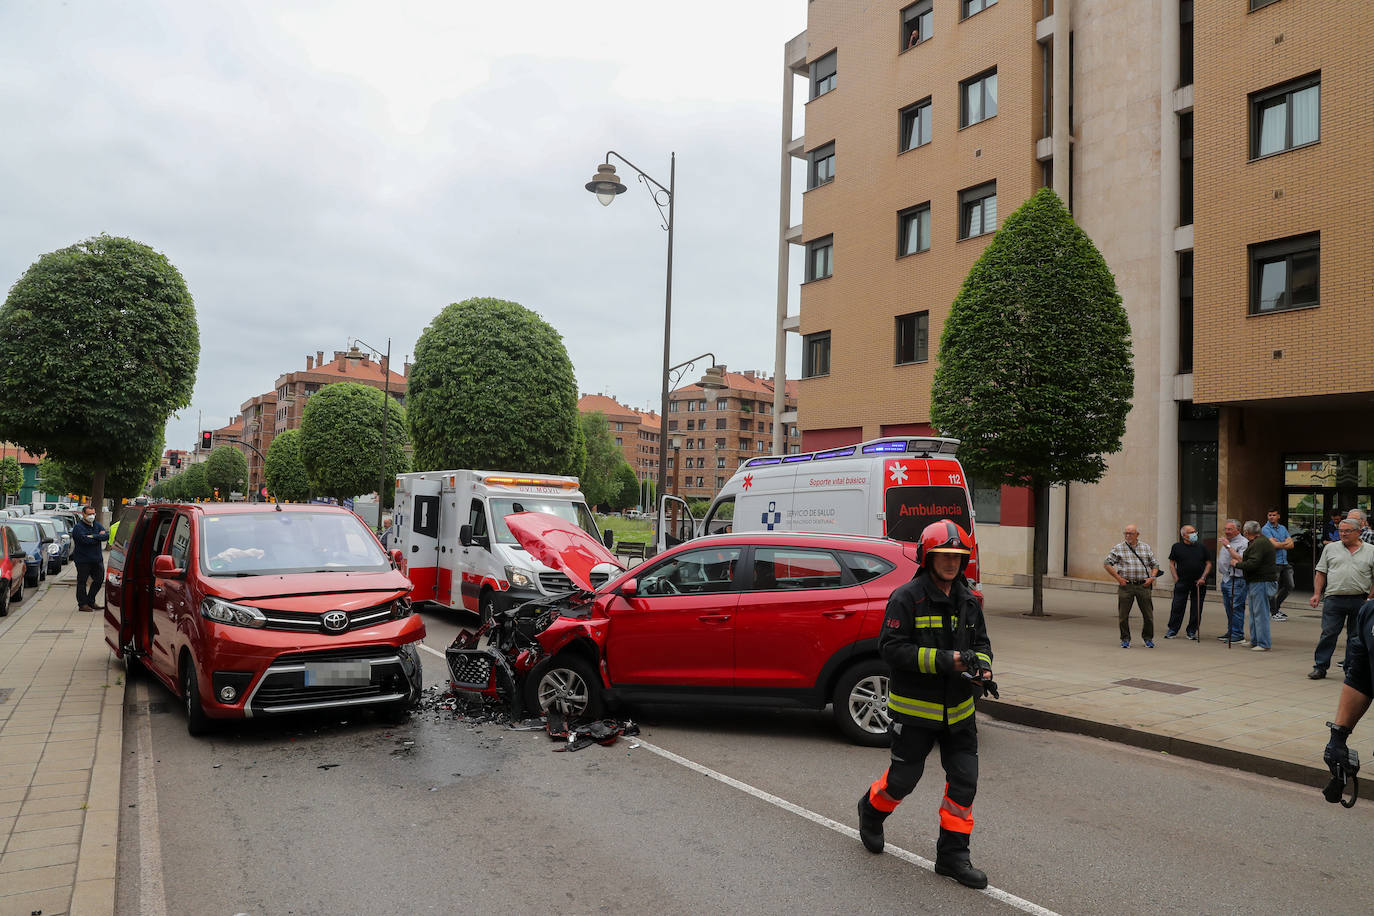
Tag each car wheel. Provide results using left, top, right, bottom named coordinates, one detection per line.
left=524, top=655, right=604, bottom=720
left=11, top=578, right=21, bottom=605
left=181, top=654, right=212, bottom=736
left=25, top=571, right=38, bottom=588
left=832, top=659, right=893, bottom=747
left=0, top=581, right=8, bottom=617
left=478, top=589, right=497, bottom=625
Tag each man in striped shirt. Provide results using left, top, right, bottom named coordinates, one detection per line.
left=1104, top=524, right=1160, bottom=649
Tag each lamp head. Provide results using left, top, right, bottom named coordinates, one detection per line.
left=585, top=163, right=627, bottom=206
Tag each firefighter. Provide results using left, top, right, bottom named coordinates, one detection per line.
left=857, top=519, right=993, bottom=889
left=1324, top=597, right=1373, bottom=800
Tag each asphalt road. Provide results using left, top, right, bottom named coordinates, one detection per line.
left=116, top=606, right=1374, bottom=916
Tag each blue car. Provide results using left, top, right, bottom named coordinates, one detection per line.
left=33, top=515, right=74, bottom=569
left=4, top=519, right=52, bottom=587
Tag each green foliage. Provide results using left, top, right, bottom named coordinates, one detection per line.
left=688, top=499, right=714, bottom=518
left=264, top=428, right=312, bottom=502
left=179, top=462, right=211, bottom=500
left=37, top=458, right=82, bottom=497
left=407, top=297, right=582, bottom=474
left=577, top=412, right=624, bottom=509
left=0, top=235, right=198, bottom=510
left=39, top=443, right=162, bottom=504
left=0, top=457, right=22, bottom=496
left=931, top=188, right=1133, bottom=489
left=299, top=383, right=410, bottom=503
left=609, top=462, right=640, bottom=512
left=204, top=446, right=249, bottom=497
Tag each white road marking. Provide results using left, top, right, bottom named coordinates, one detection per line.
left=134, top=680, right=169, bottom=916
left=418, top=643, right=446, bottom=660
left=634, top=738, right=1061, bottom=916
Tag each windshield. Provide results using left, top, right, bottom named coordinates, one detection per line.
left=8, top=521, right=39, bottom=547
left=33, top=520, right=56, bottom=539
left=489, top=498, right=599, bottom=545
left=200, top=510, right=390, bottom=576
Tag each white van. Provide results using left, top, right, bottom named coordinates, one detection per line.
left=659, top=436, right=980, bottom=582
left=392, top=470, right=611, bottom=620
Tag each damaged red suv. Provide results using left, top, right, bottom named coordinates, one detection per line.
left=105, top=503, right=425, bottom=734
left=448, top=513, right=925, bottom=745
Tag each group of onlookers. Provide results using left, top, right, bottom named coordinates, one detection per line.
left=1104, top=508, right=1374, bottom=674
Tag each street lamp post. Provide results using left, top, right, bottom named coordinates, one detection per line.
left=585, top=151, right=675, bottom=548
left=351, top=337, right=393, bottom=534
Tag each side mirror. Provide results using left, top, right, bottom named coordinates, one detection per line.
left=390, top=548, right=404, bottom=567
left=459, top=524, right=473, bottom=547
left=153, top=554, right=184, bottom=578
left=603, top=530, right=614, bottom=549
left=619, top=578, right=638, bottom=597
left=10, top=548, right=25, bottom=560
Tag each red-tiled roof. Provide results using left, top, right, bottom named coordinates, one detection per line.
left=0, top=443, right=42, bottom=464
left=577, top=394, right=640, bottom=420
left=276, top=352, right=408, bottom=390
left=675, top=370, right=794, bottom=400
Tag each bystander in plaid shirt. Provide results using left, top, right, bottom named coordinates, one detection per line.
left=1104, top=540, right=1159, bottom=582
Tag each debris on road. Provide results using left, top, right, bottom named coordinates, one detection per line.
left=544, top=710, right=640, bottom=752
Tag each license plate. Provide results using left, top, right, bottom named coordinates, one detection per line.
left=303, top=661, right=372, bottom=687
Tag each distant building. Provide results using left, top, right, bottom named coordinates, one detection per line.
left=1, top=443, right=43, bottom=506
left=273, top=349, right=409, bottom=438
left=239, top=392, right=278, bottom=494
left=577, top=394, right=661, bottom=485
left=666, top=369, right=800, bottom=503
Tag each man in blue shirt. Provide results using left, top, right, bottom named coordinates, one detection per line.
left=1262, top=509, right=1294, bottom=621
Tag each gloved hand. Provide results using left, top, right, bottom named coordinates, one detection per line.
left=1325, top=725, right=1350, bottom=778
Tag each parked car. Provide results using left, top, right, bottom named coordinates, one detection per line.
left=103, top=503, right=426, bottom=735
left=30, top=518, right=67, bottom=574
left=5, top=519, right=51, bottom=587
left=0, top=524, right=27, bottom=615
left=448, top=513, right=932, bottom=746
left=34, top=515, right=74, bottom=568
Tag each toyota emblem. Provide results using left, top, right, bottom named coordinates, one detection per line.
left=322, top=610, right=349, bottom=633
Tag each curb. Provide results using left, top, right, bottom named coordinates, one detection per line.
left=979, top=698, right=1330, bottom=790
left=71, top=636, right=124, bottom=916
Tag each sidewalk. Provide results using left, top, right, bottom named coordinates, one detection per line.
left=0, top=566, right=123, bottom=916
left=978, top=581, right=1341, bottom=787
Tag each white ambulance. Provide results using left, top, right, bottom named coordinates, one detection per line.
left=392, top=470, right=613, bottom=620
left=658, top=436, right=980, bottom=582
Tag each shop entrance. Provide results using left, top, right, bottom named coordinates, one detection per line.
left=1282, top=453, right=1374, bottom=591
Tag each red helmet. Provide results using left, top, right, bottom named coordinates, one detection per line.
left=917, top=520, right=973, bottom=574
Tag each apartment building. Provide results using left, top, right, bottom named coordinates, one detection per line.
left=779, top=0, right=1372, bottom=587
left=576, top=393, right=662, bottom=482
left=273, top=349, right=408, bottom=437
left=239, top=391, right=278, bottom=495
left=666, top=369, right=800, bottom=503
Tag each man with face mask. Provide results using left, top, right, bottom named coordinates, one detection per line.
left=1166, top=525, right=1212, bottom=640
left=71, top=505, right=110, bottom=612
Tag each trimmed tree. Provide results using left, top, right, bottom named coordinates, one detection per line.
left=298, top=382, right=410, bottom=504
left=577, top=411, right=623, bottom=509
left=931, top=187, right=1133, bottom=616
left=204, top=445, right=249, bottom=499
left=0, top=457, right=23, bottom=501
left=610, top=462, right=640, bottom=512
left=264, top=428, right=312, bottom=503
left=179, top=462, right=211, bottom=501
left=407, top=297, right=583, bottom=474
left=0, top=235, right=198, bottom=519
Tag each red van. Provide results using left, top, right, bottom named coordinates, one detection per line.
left=104, top=503, right=425, bottom=734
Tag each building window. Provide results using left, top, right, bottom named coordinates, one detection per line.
left=716, top=398, right=728, bottom=410
left=1249, top=0, right=1282, bottom=9
left=1179, top=111, right=1193, bottom=226
left=806, top=235, right=834, bottom=281
left=1250, top=233, right=1319, bottom=314
left=898, top=203, right=931, bottom=256
left=685, top=439, right=694, bottom=450
left=668, top=420, right=678, bottom=430
left=896, top=311, right=930, bottom=365
left=715, top=438, right=726, bottom=449
left=696, top=477, right=704, bottom=488
left=717, top=457, right=726, bottom=468
left=810, top=50, right=836, bottom=99
left=741, top=419, right=753, bottom=431
left=1178, top=252, right=1193, bottom=373
left=901, top=1, right=933, bottom=49
left=716, top=418, right=727, bottom=429
left=716, top=476, right=725, bottom=488
left=687, top=419, right=695, bottom=430
left=1179, top=1, right=1193, bottom=87
left=970, top=474, right=1002, bottom=524
left=803, top=332, right=831, bottom=379
left=614, top=421, right=624, bottom=431
left=697, top=438, right=704, bottom=449
left=899, top=98, right=932, bottom=152
left=1251, top=74, right=1319, bottom=158
left=962, top=0, right=997, bottom=17
left=959, top=182, right=997, bottom=239
left=686, top=401, right=696, bottom=412
left=807, top=142, right=835, bottom=189
left=960, top=69, right=997, bottom=127
left=698, top=400, right=706, bottom=411
left=668, top=402, right=678, bottom=412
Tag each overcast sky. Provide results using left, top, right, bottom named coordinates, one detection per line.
left=1, top=0, right=808, bottom=453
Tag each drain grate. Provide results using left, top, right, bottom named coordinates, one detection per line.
left=1114, top=677, right=1197, bottom=695
left=35, top=628, right=74, bottom=634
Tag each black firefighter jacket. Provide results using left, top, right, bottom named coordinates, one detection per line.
left=879, top=572, right=992, bottom=730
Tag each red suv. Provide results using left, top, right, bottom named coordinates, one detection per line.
left=450, top=514, right=924, bottom=745
left=104, top=503, right=425, bottom=734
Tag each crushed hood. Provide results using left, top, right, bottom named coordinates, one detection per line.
left=506, top=512, right=622, bottom=592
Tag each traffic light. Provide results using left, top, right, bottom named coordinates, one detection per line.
left=200, top=430, right=213, bottom=450
left=173, top=455, right=182, bottom=468
left=213, top=488, right=221, bottom=500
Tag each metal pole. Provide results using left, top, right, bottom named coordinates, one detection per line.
left=655, top=152, right=676, bottom=556
left=379, top=338, right=391, bottom=534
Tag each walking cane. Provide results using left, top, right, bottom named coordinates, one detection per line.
left=1195, top=580, right=1203, bottom=647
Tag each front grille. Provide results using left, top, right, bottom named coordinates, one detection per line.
left=273, top=645, right=398, bottom=665
left=538, top=571, right=609, bottom=592
left=261, top=602, right=394, bottom=635
left=447, top=650, right=494, bottom=690
left=254, top=683, right=387, bottom=705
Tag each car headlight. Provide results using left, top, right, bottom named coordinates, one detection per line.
left=391, top=597, right=414, bottom=619
left=505, top=566, right=535, bottom=589
left=200, top=597, right=267, bottom=628
left=46, top=544, right=60, bottom=555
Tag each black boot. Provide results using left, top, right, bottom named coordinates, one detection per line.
left=857, top=792, right=888, bottom=854
left=935, top=827, right=987, bottom=889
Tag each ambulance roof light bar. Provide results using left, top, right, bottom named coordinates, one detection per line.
left=482, top=475, right=580, bottom=489
left=743, top=436, right=960, bottom=468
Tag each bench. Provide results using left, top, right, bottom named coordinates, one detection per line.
left=616, top=540, right=649, bottom=566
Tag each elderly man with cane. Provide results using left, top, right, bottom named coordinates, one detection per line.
left=1166, top=524, right=1212, bottom=640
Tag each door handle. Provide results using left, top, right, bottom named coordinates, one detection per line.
left=822, top=611, right=855, bottom=619
left=698, top=614, right=731, bottom=623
